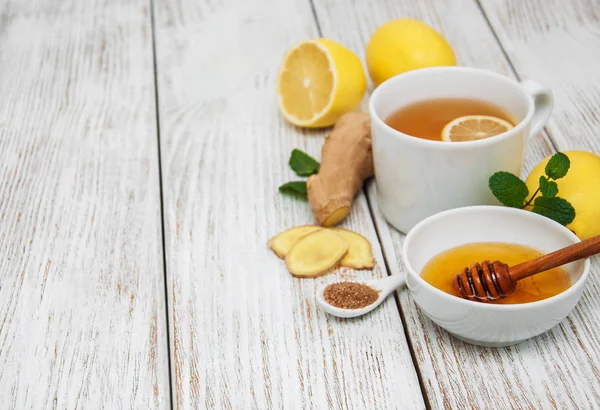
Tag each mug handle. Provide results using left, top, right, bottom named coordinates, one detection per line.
left=521, top=79, right=553, bottom=138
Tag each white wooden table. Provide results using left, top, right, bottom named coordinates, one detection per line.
left=1, top=0, right=599, bottom=408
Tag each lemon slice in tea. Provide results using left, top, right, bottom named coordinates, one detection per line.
left=441, top=115, right=514, bottom=142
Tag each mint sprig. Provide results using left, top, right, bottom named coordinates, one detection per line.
left=289, top=149, right=320, bottom=176
left=279, top=181, right=308, bottom=199
left=545, top=152, right=570, bottom=180
left=531, top=197, right=575, bottom=224
left=489, top=152, right=576, bottom=226
left=279, top=149, right=320, bottom=200
left=538, top=176, right=558, bottom=198
left=489, top=172, right=529, bottom=208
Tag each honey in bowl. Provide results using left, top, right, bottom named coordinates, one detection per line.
left=385, top=98, right=516, bottom=141
left=420, top=242, right=571, bottom=304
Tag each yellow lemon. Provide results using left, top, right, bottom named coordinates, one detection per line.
left=525, top=150, right=600, bottom=240
left=366, top=19, right=457, bottom=87
left=277, top=39, right=366, bottom=128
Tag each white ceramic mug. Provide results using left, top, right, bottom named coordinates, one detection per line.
left=369, top=67, right=553, bottom=234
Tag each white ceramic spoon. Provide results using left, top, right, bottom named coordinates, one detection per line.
left=316, top=275, right=406, bottom=318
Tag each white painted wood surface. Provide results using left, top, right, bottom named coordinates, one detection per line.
left=0, top=0, right=170, bottom=408
left=479, top=0, right=600, bottom=405
left=480, top=0, right=600, bottom=152
left=2, top=0, right=599, bottom=408
left=313, top=0, right=600, bottom=408
left=152, top=0, right=423, bottom=408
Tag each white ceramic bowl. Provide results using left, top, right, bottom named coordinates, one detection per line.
left=402, top=206, right=590, bottom=347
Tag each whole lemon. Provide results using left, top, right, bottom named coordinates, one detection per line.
left=525, top=150, right=600, bottom=240
left=366, top=19, right=457, bottom=87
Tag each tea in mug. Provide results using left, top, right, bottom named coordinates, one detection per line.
left=385, top=98, right=516, bottom=142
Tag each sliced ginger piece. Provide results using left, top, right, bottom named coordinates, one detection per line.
left=268, top=225, right=323, bottom=259
left=333, top=228, right=375, bottom=270
left=285, top=229, right=349, bottom=278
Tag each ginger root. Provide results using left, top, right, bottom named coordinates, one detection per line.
left=307, top=112, right=374, bottom=227
left=267, top=225, right=323, bottom=259
left=334, top=228, right=375, bottom=270
left=285, top=229, right=349, bottom=278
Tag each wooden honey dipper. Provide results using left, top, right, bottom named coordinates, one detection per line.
left=453, top=234, right=600, bottom=302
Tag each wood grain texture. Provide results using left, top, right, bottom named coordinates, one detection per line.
left=152, top=0, right=424, bottom=408
left=479, top=0, right=600, bottom=406
left=479, top=0, right=600, bottom=152
left=0, top=0, right=170, bottom=408
left=312, top=0, right=598, bottom=408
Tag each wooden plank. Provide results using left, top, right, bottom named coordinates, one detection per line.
left=310, top=0, right=600, bottom=408
left=152, top=0, right=424, bottom=408
left=0, top=1, right=170, bottom=408
left=479, top=0, right=600, bottom=406
left=479, top=0, right=600, bottom=152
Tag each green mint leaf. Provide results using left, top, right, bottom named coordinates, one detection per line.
left=289, top=149, right=320, bottom=177
left=489, top=171, right=529, bottom=208
left=279, top=181, right=308, bottom=200
left=531, top=196, right=576, bottom=226
left=539, top=175, right=558, bottom=198
left=545, top=152, right=570, bottom=180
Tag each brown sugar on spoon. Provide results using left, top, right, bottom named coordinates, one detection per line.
left=324, top=282, right=380, bottom=309
left=453, top=234, right=600, bottom=302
